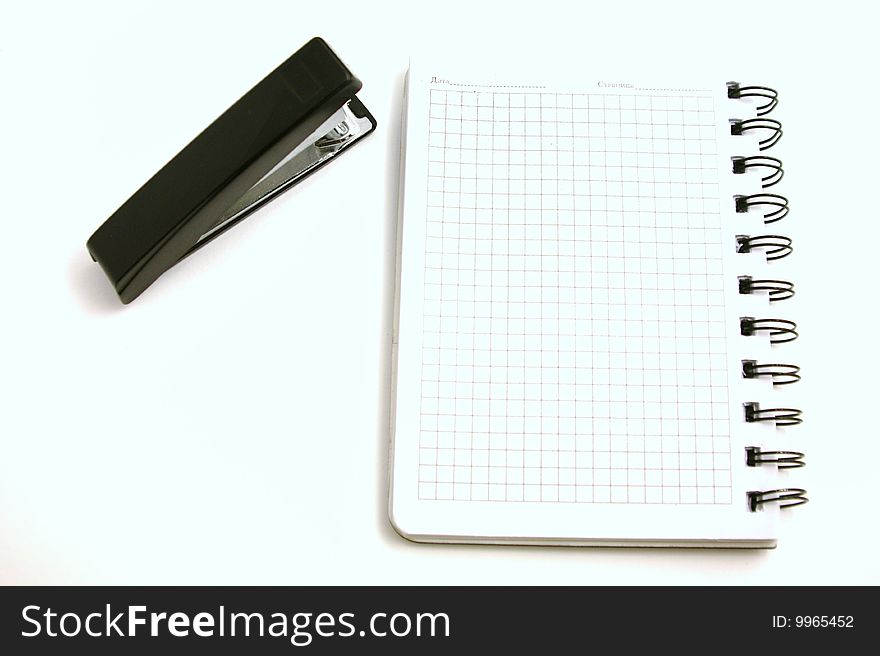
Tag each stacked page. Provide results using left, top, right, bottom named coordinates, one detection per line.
left=391, top=66, right=786, bottom=546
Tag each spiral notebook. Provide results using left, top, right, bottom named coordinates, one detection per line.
left=390, top=65, right=804, bottom=547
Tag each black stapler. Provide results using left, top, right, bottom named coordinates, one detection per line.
left=87, top=37, right=376, bottom=304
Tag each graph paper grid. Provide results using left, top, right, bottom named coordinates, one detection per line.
left=417, top=89, right=731, bottom=505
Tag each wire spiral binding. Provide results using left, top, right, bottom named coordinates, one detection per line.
left=740, top=317, right=798, bottom=344
left=736, top=234, right=793, bottom=261
left=746, top=446, right=805, bottom=469
left=731, top=84, right=806, bottom=515
left=742, top=360, right=801, bottom=385
left=734, top=193, right=789, bottom=224
left=747, top=488, right=808, bottom=511
left=732, top=156, right=784, bottom=188
left=738, top=275, right=795, bottom=302
left=730, top=118, right=783, bottom=150
left=727, top=82, right=779, bottom=116
left=743, top=401, right=802, bottom=426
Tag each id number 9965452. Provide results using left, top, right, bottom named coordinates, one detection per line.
left=772, top=616, right=854, bottom=629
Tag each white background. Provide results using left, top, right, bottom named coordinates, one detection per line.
left=1, top=0, right=877, bottom=584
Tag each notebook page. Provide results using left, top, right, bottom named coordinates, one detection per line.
left=391, top=65, right=779, bottom=544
